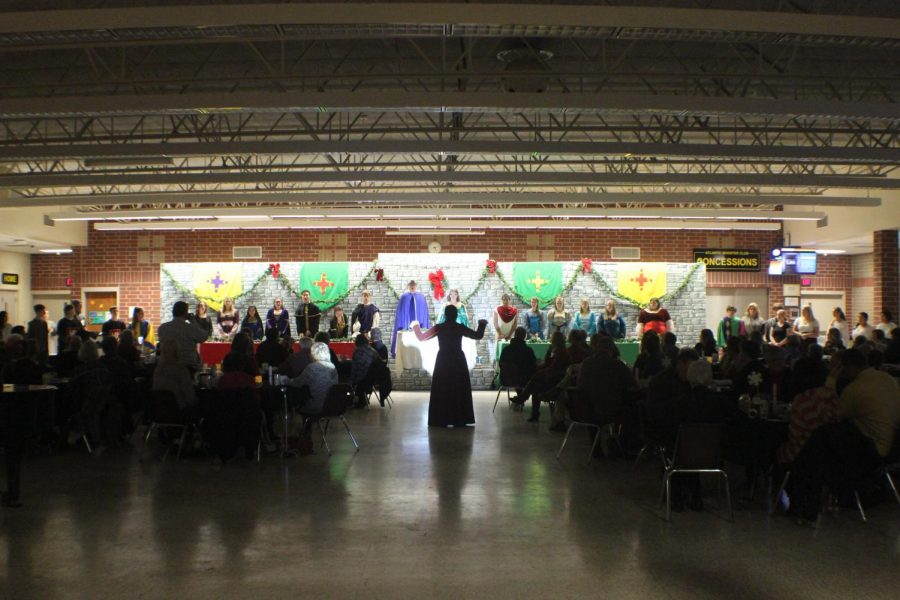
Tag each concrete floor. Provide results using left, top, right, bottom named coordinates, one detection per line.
left=1, top=391, right=898, bottom=599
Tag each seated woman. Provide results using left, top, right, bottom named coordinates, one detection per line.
left=776, top=357, right=838, bottom=466
left=1, top=338, right=44, bottom=385
left=633, top=331, right=666, bottom=380
left=129, top=307, right=157, bottom=351
left=66, top=340, right=118, bottom=448
left=288, top=342, right=338, bottom=415
left=208, top=352, right=261, bottom=462
left=53, top=335, right=83, bottom=378
left=230, top=331, right=259, bottom=377
left=694, top=328, right=719, bottom=361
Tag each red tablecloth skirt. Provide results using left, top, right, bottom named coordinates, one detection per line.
left=199, top=341, right=355, bottom=366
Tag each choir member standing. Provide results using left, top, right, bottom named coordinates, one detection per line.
left=493, top=293, right=518, bottom=341
left=523, top=297, right=545, bottom=340
left=266, top=298, right=291, bottom=338
left=546, top=296, right=571, bottom=339
left=217, top=297, right=240, bottom=339
left=351, top=290, right=380, bottom=337
left=573, top=298, right=597, bottom=336
left=295, top=289, right=322, bottom=338
left=241, top=305, right=264, bottom=340
left=392, top=281, right=429, bottom=356
left=192, top=301, right=213, bottom=340
left=438, top=289, right=468, bottom=326
left=636, top=297, right=673, bottom=337
left=598, top=300, right=627, bottom=339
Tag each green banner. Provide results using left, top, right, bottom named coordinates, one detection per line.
left=512, top=262, right=563, bottom=306
left=298, top=262, right=350, bottom=309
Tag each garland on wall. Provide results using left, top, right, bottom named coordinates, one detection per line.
left=162, top=260, right=703, bottom=311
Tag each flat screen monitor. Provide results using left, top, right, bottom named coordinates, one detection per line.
left=769, top=249, right=817, bottom=275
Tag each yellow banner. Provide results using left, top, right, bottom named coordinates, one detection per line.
left=192, top=265, right=243, bottom=312
left=617, top=264, right=667, bottom=306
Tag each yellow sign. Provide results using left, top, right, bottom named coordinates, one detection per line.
left=617, top=264, right=667, bottom=305
left=1, top=273, right=19, bottom=285
left=192, top=265, right=243, bottom=312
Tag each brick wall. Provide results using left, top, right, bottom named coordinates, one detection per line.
left=31, top=227, right=851, bottom=324
left=873, top=229, right=899, bottom=321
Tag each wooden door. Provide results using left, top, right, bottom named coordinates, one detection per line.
left=84, top=291, right=118, bottom=333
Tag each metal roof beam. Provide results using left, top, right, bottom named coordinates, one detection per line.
left=0, top=4, right=896, bottom=40
left=1, top=91, right=897, bottom=121
left=3, top=191, right=879, bottom=209
left=2, top=140, right=897, bottom=163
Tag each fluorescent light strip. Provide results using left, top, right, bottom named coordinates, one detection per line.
left=384, top=230, right=485, bottom=236
left=94, top=219, right=781, bottom=232
left=39, top=248, right=73, bottom=254
left=53, top=208, right=822, bottom=222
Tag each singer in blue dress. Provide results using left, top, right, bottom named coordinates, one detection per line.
left=392, top=280, right=431, bottom=357
left=413, top=305, right=487, bottom=427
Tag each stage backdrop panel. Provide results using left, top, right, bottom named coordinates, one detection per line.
left=160, top=258, right=706, bottom=390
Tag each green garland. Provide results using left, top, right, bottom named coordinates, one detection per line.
left=162, top=260, right=703, bottom=313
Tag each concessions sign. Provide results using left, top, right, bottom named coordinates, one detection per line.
left=1, top=273, right=19, bottom=285
left=693, top=249, right=761, bottom=272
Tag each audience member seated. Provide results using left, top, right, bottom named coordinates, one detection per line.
left=762, top=345, right=789, bottom=402
left=280, top=336, right=313, bottom=379
left=208, top=352, right=261, bottom=462
left=693, top=328, right=718, bottom=361
left=314, top=331, right=340, bottom=365
left=229, top=331, right=259, bottom=377
left=871, top=329, right=889, bottom=353
left=570, top=335, right=637, bottom=430
left=498, top=327, right=537, bottom=397
left=351, top=334, right=381, bottom=408
left=782, top=334, right=803, bottom=366
left=733, top=339, right=770, bottom=396
left=566, top=329, right=590, bottom=365
left=787, top=349, right=900, bottom=525
left=776, top=357, right=838, bottom=467
left=370, top=328, right=389, bottom=362
left=510, top=331, right=570, bottom=413
left=117, top=329, right=142, bottom=366
left=10, top=325, right=25, bottom=337
left=1, top=338, right=43, bottom=385
left=288, top=342, right=338, bottom=416
left=151, top=341, right=198, bottom=417
left=98, top=335, right=139, bottom=426
left=885, top=328, right=900, bottom=364
left=66, top=340, right=119, bottom=449
left=256, top=328, right=288, bottom=369
left=719, top=336, right=745, bottom=379
left=823, top=328, right=845, bottom=356
left=52, top=335, right=83, bottom=378
left=645, top=349, right=698, bottom=447
left=661, top=332, right=679, bottom=366
left=634, top=331, right=666, bottom=380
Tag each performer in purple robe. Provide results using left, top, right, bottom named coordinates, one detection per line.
left=392, top=280, right=431, bottom=357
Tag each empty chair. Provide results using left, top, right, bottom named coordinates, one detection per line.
left=661, top=423, right=733, bottom=522
left=301, top=383, right=359, bottom=456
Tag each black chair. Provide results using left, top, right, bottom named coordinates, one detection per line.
left=660, top=423, right=733, bottom=522
left=204, top=388, right=262, bottom=463
left=301, top=383, right=359, bottom=456
left=556, top=388, right=607, bottom=463
left=633, top=402, right=670, bottom=471
left=493, top=362, right=529, bottom=413
left=144, top=389, right=197, bottom=461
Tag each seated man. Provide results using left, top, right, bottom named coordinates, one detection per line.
left=350, top=334, right=381, bottom=407
left=498, top=327, right=537, bottom=394
left=787, top=349, right=900, bottom=524
left=511, top=331, right=570, bottom=420
left=644, top=348, right=699, bottom=447
left=256, top=327, right=288, bottom=369
left=280, top=336, right=313, bottom=379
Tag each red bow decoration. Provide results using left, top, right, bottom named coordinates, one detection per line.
left=581, top=257, right=593, bottom=274
left=375, top=268, right=384, bottom=282
left=428, top=269, right=446, bottom=300
left=269, top=263, right=281, bottom=278
left=486, top=259, right=498, bottom=274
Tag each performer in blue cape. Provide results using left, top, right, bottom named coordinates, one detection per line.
left=392, top=280, right=430, bottom=356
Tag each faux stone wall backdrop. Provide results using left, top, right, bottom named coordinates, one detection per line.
left=161, top=257, right=706, bottom=390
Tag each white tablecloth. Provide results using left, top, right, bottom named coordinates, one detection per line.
left=394, top=330, right=477, bottom=376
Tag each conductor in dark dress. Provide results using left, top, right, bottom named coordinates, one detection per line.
left=413, top=305, right=487, bottom=427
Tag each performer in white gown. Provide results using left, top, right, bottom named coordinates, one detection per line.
left=493, top=293, right=518, bottom=341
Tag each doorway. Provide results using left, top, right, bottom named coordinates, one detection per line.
left=799, top=291, right=846, bottom=343
left=706, top=288, right=769, bottom=333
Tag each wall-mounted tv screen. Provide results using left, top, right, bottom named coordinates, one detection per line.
left=768, top=249, right=817, bottom=275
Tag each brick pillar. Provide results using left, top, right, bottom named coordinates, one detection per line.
left=873, top=229, right=899, bottom=321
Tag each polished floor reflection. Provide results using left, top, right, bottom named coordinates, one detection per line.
left=2, top=391, right=899, bottom=599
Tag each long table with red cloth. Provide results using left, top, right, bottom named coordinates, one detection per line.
left=199, top=341, right=356, bottom=366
